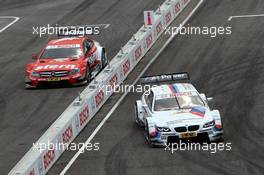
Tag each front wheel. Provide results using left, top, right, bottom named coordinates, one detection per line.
left=101, top=48, right=108, bottom=69
left=144, top=122, right=155, bottom=147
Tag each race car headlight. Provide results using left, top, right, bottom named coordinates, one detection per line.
left=31, top=71, right=40, bottom=77
left=203, top=120, right=215, bottom=128
left=69, top=68, right=80, bottom=75
left=156, top=126, right=171, bottom=132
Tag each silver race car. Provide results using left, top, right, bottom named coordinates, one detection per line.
left=135, top=73, right=223, bottom=147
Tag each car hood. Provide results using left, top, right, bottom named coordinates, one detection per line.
left=151, top=106, right=213, bottom=127
left=32, top=58, right=81, bottom=72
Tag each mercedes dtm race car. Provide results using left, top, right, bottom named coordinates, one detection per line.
left=135, top=73, right=223, bottom=147
left=25, top=28, right=107, bottom=88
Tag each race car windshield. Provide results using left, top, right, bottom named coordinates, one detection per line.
left=41, top=47, right=83, bottom=59
left=154, top=93, right=205, bottom=111
left=176, top=94, right=205, bottom=109
left=154, top=97, right=180, bottom=111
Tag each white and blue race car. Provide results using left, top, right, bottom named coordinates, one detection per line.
left=135, top=72, right=223, bottom=147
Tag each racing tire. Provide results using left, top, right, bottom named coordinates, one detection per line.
left=144, top=122, right=155, bottom=148
left=214, top=136, right=224, bottom=143
left=101, top=48, right=108, bottom=69
left=135, top=103, right=144, bottom=128
left=212, top=118, right=224, bottom=143
left=85, top=64, right=92, bottom=83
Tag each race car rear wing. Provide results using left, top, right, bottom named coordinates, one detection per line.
left=57, top=26, right=100, bottom=37
left=140, top=72, right=190, bottom=84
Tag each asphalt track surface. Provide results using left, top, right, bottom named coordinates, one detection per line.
left=0, top=0, right=162, bottom=174
left=49, top=0, right=264, bottom=174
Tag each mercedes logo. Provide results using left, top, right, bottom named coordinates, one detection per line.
left=51, top=71, right=55, bottom=77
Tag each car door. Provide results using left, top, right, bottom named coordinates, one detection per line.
left=84, top=39, right=96, bottom=70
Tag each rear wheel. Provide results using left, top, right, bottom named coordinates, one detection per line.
left=214, top=136, right=224, bottom=143
left=85, top=64, right=92, bottom=83
left=135, top=103, right=143, bottom=127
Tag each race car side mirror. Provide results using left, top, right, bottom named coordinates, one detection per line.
left=207, top=97, right=213, bottom=102
left=207, top=97, right=214, bottom=109
left=32, top=54, right=38, bottom=60
left=142, top=103, right=148, bottom=108
left=200, top=93, right=206, bottom=101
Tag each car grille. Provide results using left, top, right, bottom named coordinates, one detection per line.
left=175, top=125, right=200, bottom=133
left=175, top=127, right=187, bottom=133
left=188, top=125, right=200, bottom=131
left=39, top=70, right=69, bottom=77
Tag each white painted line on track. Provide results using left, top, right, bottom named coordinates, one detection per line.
left=0, top=16, right=20, bottom=33
left=59, top=0, right=204, bottom=174
left=228, top=14, right=264, bottom=21
left=87, top=23, right=110, bottom=28
left=74, top=23, right=111, bottom=29
left=99, top=23, right=111, bottom=29
left=64, top=24, right=110, bottom=29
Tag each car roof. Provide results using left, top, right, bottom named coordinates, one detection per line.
left=47, top=37, right=85, bottom=45
left=151, top=83, right=198, bottom=96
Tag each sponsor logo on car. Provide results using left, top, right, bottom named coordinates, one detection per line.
left=35, top=64, right=77, bottom=71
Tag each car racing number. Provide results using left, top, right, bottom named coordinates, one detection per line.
left=47, top=77, right=61, bottom=81
left=179, top=132, right=197, bottom=139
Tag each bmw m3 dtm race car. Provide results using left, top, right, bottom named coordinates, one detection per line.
left=135, top=72, right=223, bottom=147
left=25, top=26, right=107, bottom=88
